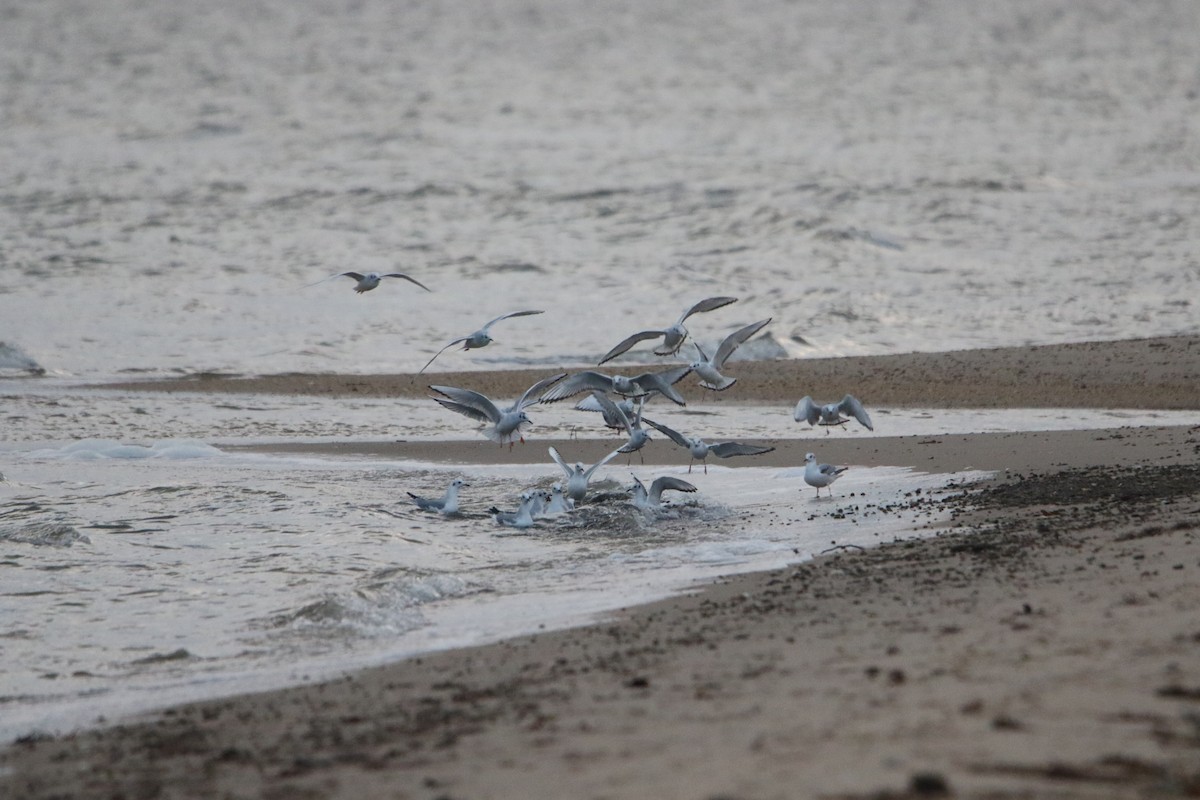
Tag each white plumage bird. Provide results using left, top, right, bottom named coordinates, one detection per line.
left=793, top=394, right=874, bottom=432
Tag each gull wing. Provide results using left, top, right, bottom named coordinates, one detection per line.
left=649, top=475, right=698, bottom=501
left=709, top=442, right=775, bottom=459
left=589, top=391, right=633, bottom=436
left=547, top=446, right=573, bottom=479
left=381, top=272, right=432, bottom=291
left=641, top=418, right=691, bottom=450
left=598, top=329, right=667, bottom=365
left=713, top=318, right=772, bottom=368
left=429, top=385, right=501, bottom=422
left=583, top=448, right=622, bottom=480
left=793, top=396, right=820, bottom=426
left=418, top=337, right=469, bottom=374
left=676, top=296, right=738, bottom=324
left=837, top=394, right=874, bottom=431
left=514, top=372, right=568, bottom=411
left=481, top=309, right=544, bottom=333
left=304, top=272, right=359, bottom=287
left=632, top=365, right=693, bottom=406
left=539, top=371, right=614, bottom=403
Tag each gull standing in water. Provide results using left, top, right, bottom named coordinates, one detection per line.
left=598, top=296, right=738, bottom=364
left=419, top=310, right=545, bottom=374
left=538, top=365, right=693, bottom=406
left=690, top=318, right=772, bottom=391
left=642, top=418, right=775, bottom=474
left=310, top=271, right=432, bottom=294
left=407, top=478, right=468, bottom=515
left=794, top=395, right=874, bottom=432
left=430, top=373, right=566, bottom=448
left=630, top=474, right=698, bottom=511
left=804, top=452, right=848, bottom=497
left=548, top=445, right=622, bottom=505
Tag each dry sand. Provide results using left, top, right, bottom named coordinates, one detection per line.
left=5, top=338, right=1199, bottom=799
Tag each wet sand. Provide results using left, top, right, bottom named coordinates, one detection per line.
left=5, top=338, right=1200, bottom=799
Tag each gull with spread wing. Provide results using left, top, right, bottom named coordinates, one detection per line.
left=573, top=393, right=640, bottom=434
left=587, top=392, right=652, bottom=460
left=309, top=271, right=432, bottom=294
left=642, top=418, right=775, bottom=474
left=419, top=310, right=544, bottom=374
left=548, top=445, right=622, bottom=504
left=793, top=394, right=874, bottom=432
left=430, top=373, right=566, bottom=448
left=538, top=365, right=693, bottom=406
left=407, top=478, right=468, bottom=515
left=630, top=474, right=698, bottom=511
left=598, top=296, right=738, bottom=364
left=690, top=318, right=772, bottom=391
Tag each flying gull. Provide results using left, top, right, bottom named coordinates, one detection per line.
left=430, top=373, right=566, bottom=448
left=419, top=310, right=545, bottom=374
left=598, top=296, right=738, bottom=364
left=642, top=418, right=774, bottom=474
left=793, top=395, right=874, bottom=432
left=310, top=271, right=431, bottom=294
left=690, top=318, right=772, bottom=391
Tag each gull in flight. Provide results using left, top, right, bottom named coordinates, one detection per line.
left=548, top=445, right=622, bottom=504
left=493, top=491, right=540, bottom=529
left=407, top=478, right=468, bottom=514
left=588, top=392, right=652, bottom=461
left=690, top=318, right=772, bottom=391
left=630, top=474, right=698, bottom=511
left=310, top=271, right=432, bottom=294
left=419, top=310, right=545, bottom=374
left=574, top=393, right=640, bottom=435
left=538, top=365, right=693, bottom=406
left=793, top=395, right=874, bottom=432
left=804, top=452, right=847, bottom=497
left=598, top=296, right=738, bottom=364
left=642, top=418, right=775, bottom=474
left=430, top=373, right=566, bottom=448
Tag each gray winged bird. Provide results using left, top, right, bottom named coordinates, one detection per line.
left=419, top=310, right=545, bottom=374
left=793, top=394, right=874, bottom=432
left=430, top=373, right=566, bottom=448
left=311, top=271, right=432, bottom=294
left=538, top=365, right=693, bottom=406
left=407, top=478, right=468, bottom=515
left=548, top=445, right=622, bottom=504
left=599, top=296, right=738, bottom=364
left=585, top=391, right=651, bottom=461
left=630, top=474, right=698, bottom=510
left=690, top=317, right=772, bottom=391
left=642, top=418, right=775, bottom=474
left=573, top=393, right=640, bottom=434
left=804, top=452, right=848, bottom=497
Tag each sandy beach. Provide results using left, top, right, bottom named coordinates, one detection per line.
left=4, top=338, right=1199, bottom=799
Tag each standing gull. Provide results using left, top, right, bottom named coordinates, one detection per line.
left=642, top=418, right=775, bottom=474
left=538, top=365, right=693, bottom=406
left=598, top=296, right=738, bottom=364
left=804, top=452, right=848, bottom=497
left=407, top=478, right=468, bottom=515
left=690, top=318, right=772, bottom=391
left=430, top=373, right=566, bottom=448
left=630, top=474, right=698, bottom=511
left=794, top=395, right=874, bottom=432
left=548, top=445, right=622, bottom=505
left=419, top=310, right=545, bottom=374
left=310, top=271, right=432, bottom=294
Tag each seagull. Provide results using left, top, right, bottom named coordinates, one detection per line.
left=542, top=483, right=575, bottom=515
left=588, top=392, right=651, bottom=460
left=538, top=365, right=693, bottom=406
left=573, top=393, right=641, bottom=434
left=630, top=474, right=698, bottom=511
left=598, top=296, right=738, bottom=364
left=690, top=318, right=772, bottom=391
left=642, top=418, right=775, bottom=474
left=793, top=395, right=874, bottom=432
left=407, top=478, right=468, bottom=514
left=419, top=310, right=545, bottom=374
left=548, top=445, right=622, bottom=504
left=804, top=452, right=847, bottom=497
left=430, top=373, right=566, bottom=448
left=493, top=491, right=540, bottom=529
left=311, top=271, right=432, bottom=294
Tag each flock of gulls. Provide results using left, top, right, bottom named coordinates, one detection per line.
left=315, top=272, right=875, bottom=528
